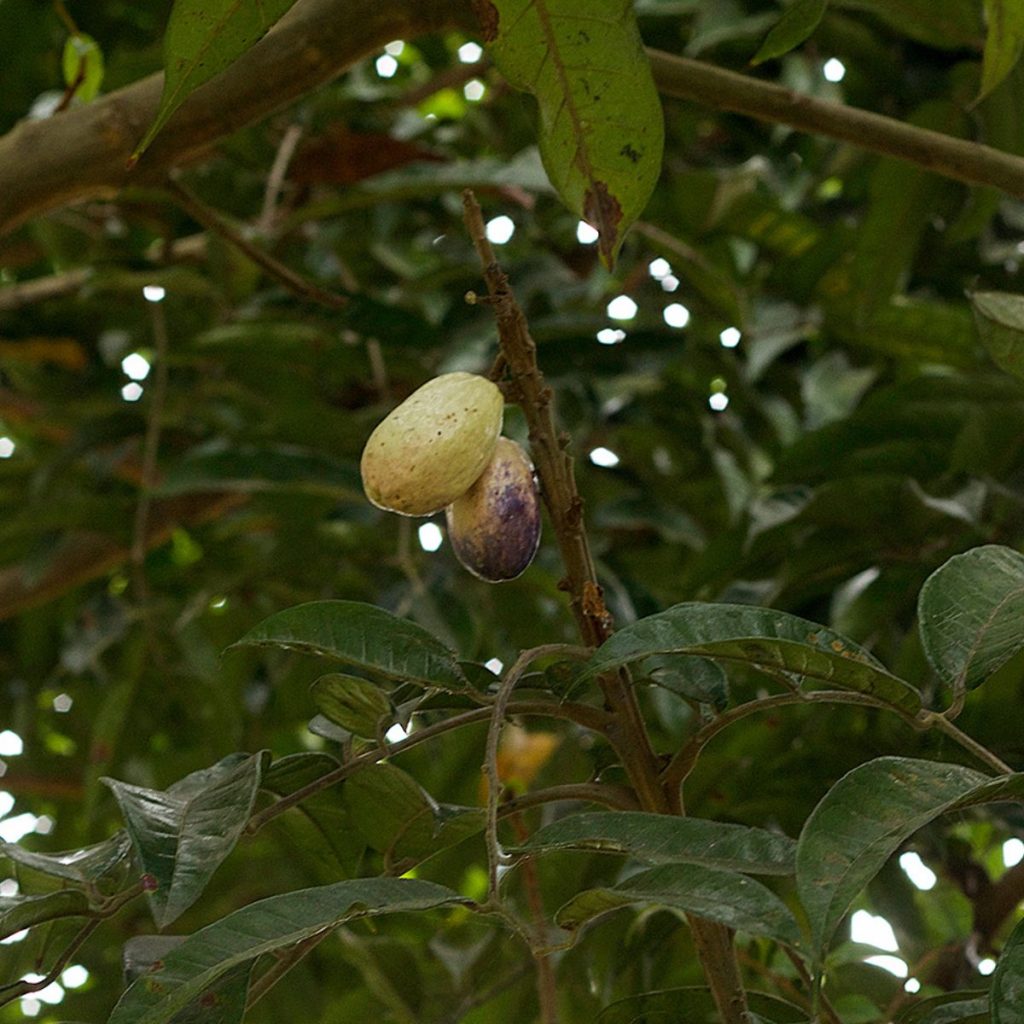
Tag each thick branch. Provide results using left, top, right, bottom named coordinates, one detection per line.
left=4, top=7, right=1024, bottom=239
left=647, top=50, right=1024, bottom=197
left=0, top=0, right=470, bottom=237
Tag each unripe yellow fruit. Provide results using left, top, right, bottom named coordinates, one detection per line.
left=445, top=437, right=541, bottom=582
left=360, top=372, right=504, bottom=516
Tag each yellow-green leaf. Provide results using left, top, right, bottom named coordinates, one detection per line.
left=483, top=0, right=664, bottom=267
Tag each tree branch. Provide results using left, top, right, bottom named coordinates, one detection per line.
left=4, top=5, right=1024, bottom=240
left=647, top=50, right=1024, bottom=198
left=0, top=0, right=472, bottom=237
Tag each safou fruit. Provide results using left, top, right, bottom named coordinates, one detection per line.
left=445, top=437, right=541, bottom=581
left=360, top=372, right=503, bottom=516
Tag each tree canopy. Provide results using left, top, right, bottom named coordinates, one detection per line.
left=4, top=1, right=1024, bottom=1022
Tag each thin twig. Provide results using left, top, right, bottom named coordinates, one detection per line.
left=920, top=711, right=1013, bottom=775
left=247, top=693, right=607, bottom=834
left=258, top=123, right=303, bottom=235
left=485, top=644, right=588, bottom=902
left=0, top=920, right=100, bottom=1006
left=164, top=178, right=348, bottom=309
left=499, top=782, right=639, bottom=816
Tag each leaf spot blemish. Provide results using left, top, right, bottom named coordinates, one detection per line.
left=619, top=143, right=641, bottom=164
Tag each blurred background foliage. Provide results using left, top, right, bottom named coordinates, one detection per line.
left=2, top=0, right=1024, bottom=1020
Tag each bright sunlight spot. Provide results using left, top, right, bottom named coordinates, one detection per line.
left=709, top=393, right=729, bottom=412
left=851, top=909, right=899, bottom=951
left=648, top=258, right=672, bottom=279
left=142, top=284, right=165, bottom=302
left=1004, top=838, right=1024, bottom=867
left=663, top=302, right=691, bottom=328
left=376, top=54, right=398, bottom=78
left=589, top=447, right=620, bottom=468
left=384, top=40, right=405, bottom=56
left=866, top=955, right=908, bottom=978
left=0, top=879, right=17, bottom=897
left=823, top=58, right=846, bottom=83
left=485, top=215, right=515, bottom=244
left=720, top=327, right=742, bottom=348
left=0, top=792, right=13, bottom=817
left=464, top=79, right=486, bottom=101
left=0, top=814, right=42, bottom=844
left=121, top=352, right=151, bottom=381
left=458, top=41, right=483, bottom=63
left=121, top=382, right=143, bottom=402
left=1, top=929, right=27, bottom=946
left=386, top=722, right=410, bottom=744
left=904, top=978, right=922, bottom=994
left=53, top=693, right=73, bottom=713
left=596, top=328, right=626, bottom=345
left=899, top=852, right=937, bottom=891
left=576, top=221, right=599, bottom=244
left=979, top=958, right=997, bottom=976
left=0, top=732, right=23, bottom=757
left=418, top=522, right=443, bottom=552
left=660, top=274, right=680, bottom=292
left=484, top=658, right=504, bottom=675
left=0, top=437, right=14, bottom=458
left=607, top=295, right=638, bottom=321
left=19, top=996, right=41, bottom=1016
left=21, top=976, right=63, bottom=1006
left=61, top=965, right=89, bottom=989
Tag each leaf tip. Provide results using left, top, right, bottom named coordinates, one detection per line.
left=584, top=182, right=623, bottom=271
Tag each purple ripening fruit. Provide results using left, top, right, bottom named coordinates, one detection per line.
left=445, top=437, right=541, bottom=582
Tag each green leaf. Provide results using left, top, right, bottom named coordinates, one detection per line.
left=62, top=33, right=104, bottom=102
left=918, top=545, right=1024, bottom=694
left=231, top=601, right=469, bottom=692
left=971, top=290, right=1024, bottom=381
left=556, top=863, right=802, bottom=947
left=165, top=963, right=253, bottom=1024
left=517, top=812, right=796, bottom=875
left=0, top=890, right=92, bottom=941
left=345, top=764, right=484, bottom=867
left=795, top=757, right=1024, bottom=961
left=646, top=655, right=730, bottom=710
left=980, top=0, right=1024, bottom=102
left=895, top=992, right=988, bottom=1023
left=485, top=0, right=664, bottom=266
left=103, top=752, right=266, bottom=928
left=261, top=753, right=365, bottom=875
left=106, top=878, right=465, bottom=1024
left=993, top=915, right=1024, bottom=1023
left=598, top=987, right=810, bottom=1023
left=312, top=673, right=393, bottom=739
left=579, top=602, right=921, bottom=713
left=1, top=831, right=131, bottom=885
left=132, top=0, right=299, bottom=161
left=752, top=0, right=829, bottom=64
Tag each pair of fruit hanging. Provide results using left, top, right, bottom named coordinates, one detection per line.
left=360, top=372, right=542, bottom=582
